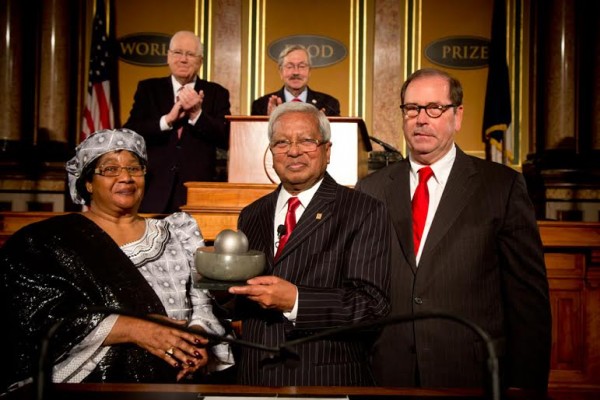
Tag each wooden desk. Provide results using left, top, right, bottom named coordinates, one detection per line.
left=5, top=382, right=599, bottom=400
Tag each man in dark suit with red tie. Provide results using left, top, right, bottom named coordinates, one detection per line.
left=355, top=68, right=551, bottom=392
left=228, top=101, right=391, bottom=386
left=251, top=45, right=341, bottom=116
left=124, top=30, right=230, bottom=213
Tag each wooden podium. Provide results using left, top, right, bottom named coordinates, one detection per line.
left=226, top=116, right=372, bottom=186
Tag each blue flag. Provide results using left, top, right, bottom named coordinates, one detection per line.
left=482, top=0, right=512, bottom=163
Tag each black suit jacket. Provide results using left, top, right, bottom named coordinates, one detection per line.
left=235, top=173, right=391, bottom=386
left=251, top=86, right=341, bottom=116
left=355, top=147, right=551, bottom=390
left=123, top=76, right=230, bottom=213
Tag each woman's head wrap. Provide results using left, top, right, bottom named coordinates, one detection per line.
left=66, top=128, right=147, bottom=204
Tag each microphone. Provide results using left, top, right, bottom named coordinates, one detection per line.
left=37, top=311, right=498, bottom=400
left=36, top=306, right=286, bottom=400
left=279, top=311, right=501, bottom=400
left=369, top=135, right=403, bottom=155
left=277, top=224, right=286, bottom=239
left=310, top=98, right=339, bottom=116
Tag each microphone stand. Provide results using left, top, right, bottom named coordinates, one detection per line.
left=280, top=311, right=501, bottom=400
left=35, top=306, right=281, bottom=400
left=38, top=309, right=500, bottom=400
left=369, top=135, right=403, bottom=156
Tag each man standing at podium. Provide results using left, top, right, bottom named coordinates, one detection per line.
left=124, top=30, right=230, bottom=214
left=251, top=45, right=341, bottom=116
left=228, top=101, right=391, bottom=386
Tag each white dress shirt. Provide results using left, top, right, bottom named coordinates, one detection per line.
left=272, top=178, right=324, bottom=321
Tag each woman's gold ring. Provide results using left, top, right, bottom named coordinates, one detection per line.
left=165, top=347, right=175, bottom=356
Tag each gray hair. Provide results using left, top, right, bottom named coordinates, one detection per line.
left=277, top=44, right=311, bottom=68
left=170, top=30, right=204, bottom=58
left=268, top=102, right=330, bottom=142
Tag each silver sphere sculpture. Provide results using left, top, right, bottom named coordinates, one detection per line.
left=195, top=229, right=265, bottom=281
left=214, top=229, right=249, bottom=254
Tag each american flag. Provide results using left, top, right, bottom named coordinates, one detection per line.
left=482, top=0, right=512, bottom=164
left=80, top=0, right=115, bottom=141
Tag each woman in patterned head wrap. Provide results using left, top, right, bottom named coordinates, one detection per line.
left=0, top=129, right=233, bottom=392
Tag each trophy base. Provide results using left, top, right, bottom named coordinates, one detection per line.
left=194, top=276, right=248, bottom=291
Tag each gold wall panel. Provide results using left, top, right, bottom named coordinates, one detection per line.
left=249, top=0, right=356, bottom=117
left=107, top=0, right=528, bottom=164
left=416, top=0, right=493, bottom=158
left=115, top=0, right=199, bottom=125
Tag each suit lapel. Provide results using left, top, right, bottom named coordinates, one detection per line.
left=275, top=174, right=336, bottom=263
left=161, top=77, right=176, bottom=113
left=384, top=160, right=417, bottom=272
left=257, top=190, right=279, bottom=272
left=419, top=148, right=478, bottom=264
left=276, top=87, right=286, bottom=102
left=305, top=87, right=319, bottom=109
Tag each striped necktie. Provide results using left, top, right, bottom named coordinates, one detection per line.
left=176, top=86, right=184, bottom=139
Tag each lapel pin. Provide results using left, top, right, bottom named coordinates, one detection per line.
left=316, top=213, right=322, bottom=220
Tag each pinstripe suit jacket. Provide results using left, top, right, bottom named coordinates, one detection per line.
left=235, top=173, right=391, bottom=386
left=355, top=147, right=551, bottom=389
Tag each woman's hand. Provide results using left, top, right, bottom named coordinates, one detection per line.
left=176, top=324, right=211, bottom=381
left=106, top=315, right=209, bottom=379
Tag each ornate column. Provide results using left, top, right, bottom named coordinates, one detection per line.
left=0, top=0, right=24, bottom=154
left=536, top=0, right=576, bottom=151
left=37, top=0, right=72, bottom=156
left=584, top=1, right=600, bottom=151
left=525, top=0, right=600, bottom=222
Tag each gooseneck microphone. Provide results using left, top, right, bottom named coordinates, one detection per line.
left=281, top=311, right=501, bottom=400
left=311, top=98, right=338, bottom=116
left=369, top=135, right=403, bottom=155
left=36, top=307, right=283, bottom=400
left=37, top=308, right=500, bottom=400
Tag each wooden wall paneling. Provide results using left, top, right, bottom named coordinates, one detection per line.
left=540, top=222, right=600, bottom=388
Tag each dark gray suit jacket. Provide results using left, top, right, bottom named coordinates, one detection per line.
left=251, top=86, right=341, bottom=116
left=355, top=147, right=551, bottom=390
left=235, top=173, right=391, bottom=386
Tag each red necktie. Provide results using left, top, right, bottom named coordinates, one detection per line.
left=292, top=97, right=302, bottom=102
left=275, top=197, right=301, bottom=259
left=412, top=166, right=434, bottom=255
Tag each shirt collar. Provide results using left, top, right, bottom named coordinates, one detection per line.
left=171, top=76, right=197, bottom=94
left=284, top=88, right=308, bottom=103
left=409, top=144, right=456, bottom=185
left=276, top=177, right=324, bottom=214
